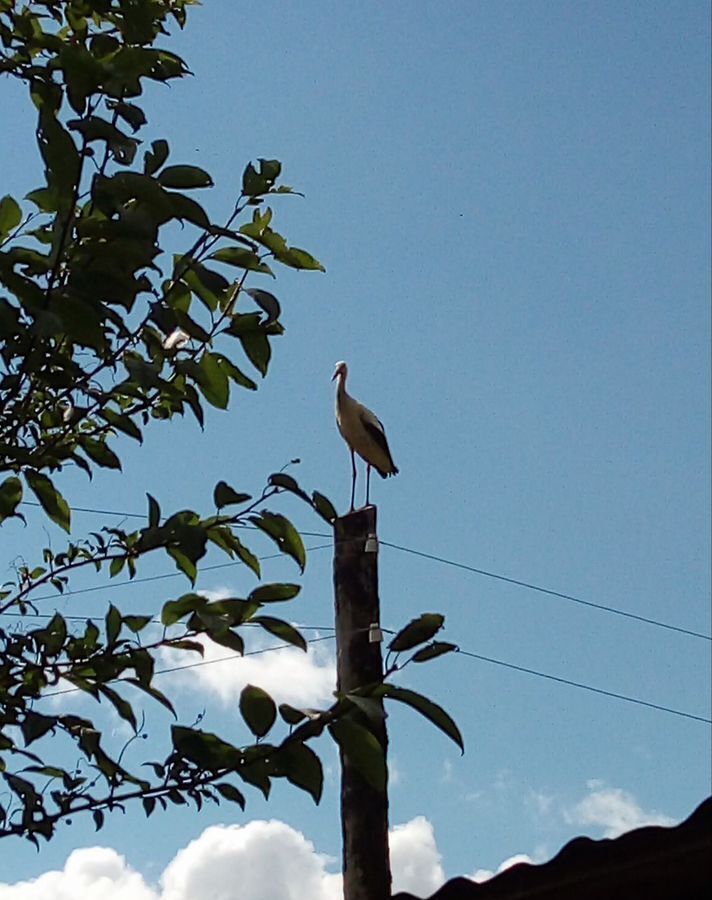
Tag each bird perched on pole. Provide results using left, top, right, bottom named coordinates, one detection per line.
left=332, top=361, right=398, bottom=511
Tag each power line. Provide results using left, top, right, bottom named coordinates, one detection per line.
left=41, top=634, right=337, bottom=698
left=22, top=500, right=146, bottom=520
left=455, top=648, right=711, bottom=725
left=17, top=501, right=711, bottom=641
left=380, top=541, right=711, bottom=642
left=12, top=597, right=708, bottom=722
left=4, top=609, right=336, bottom=632
left=39, top=632, right=709, bottom=725
left=1, top=543, right=332, bottom=606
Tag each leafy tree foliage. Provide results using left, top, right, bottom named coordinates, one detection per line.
left=0, top=0, right=460, bottom=846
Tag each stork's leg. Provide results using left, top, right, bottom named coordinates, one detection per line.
left=366, top=464, right=371, bottom=507
left=350, top=449, right=357, bottom=512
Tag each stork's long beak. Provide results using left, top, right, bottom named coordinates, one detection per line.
left=331, top=370, right=338, bottom=381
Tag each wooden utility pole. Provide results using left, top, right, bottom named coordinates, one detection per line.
left=334, top=505, right=391, bottom=900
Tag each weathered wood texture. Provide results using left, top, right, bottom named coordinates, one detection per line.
left=334, top=505, right=391, bottom=900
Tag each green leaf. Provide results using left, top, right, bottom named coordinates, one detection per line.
left=238, top=330, right=271, bottom=376
left=214, top=354, right=257, bottom=391
left=147, top=493, right=161, bottom=527
left=329, top=715, right=386, bottom=791
left=24, top=471, right=71, bottom=533
left=274, top=246, right=325, bottom=272
left=0, top=476, right=23, bottom=524
left=346, top=693, right=386, bottom=724
left=109, top=556, right=126, bottom=578
left=235, top=539, right=261, bottom=577
left=245, top=288, right=280, bottom=324
left=196, top=352, right=229, bottom=409
left=268, top=473, right=308, bottom=500
left=250, top=513, right=306, bottom=571
left=20, top=712, right=57, bottom=746
left=25, top=186, right=59, bottom=212
left=60, top=44, right=100, bottom=113
left=239, top=684, right=277, bottom=738
left=105, top=604, right=122, bottom=645
left=247, top=583, right=300, bottom=603
left=109, top=100, right=147, bottom=132
left=167, top=639, right=204, bottom=655
left=0, top=195, right=21, bottom=239
left=380, top=684, right=464, bottom=753
left=215, top=782, right=246, bottom=808
left=123, top=615, right=153, bottom=634
left=389, top=613, right=445, bottom=652
left=204, top=596, right=257, bottom=627
left=168, top=192, right=211, bottom=229
left=171, top=725, right=242, bottom=770
left=37, top=612, right=67, bottom=656
left=67, top=116, right=138, bottom=164
left=210, top=246, right=272, bottom=274
left=277, top=742, right=323, bottom=803
left=181, top=261, right=228, bottom=312
left=99, top=685, right=137, bottom=731
left=206, top=628, right=244, bottom=655
left=158, top=165, right=214, bottom=189
left=124, top=678, right=176, bottom=717
left=213, top=481, right=251, bottom=509
left=311, top=491, right=337, bottom=524
left=411, top=642, right=459, bottom=663
left=237, top=748, right=272, bottom=798
left=173, top=308, right=211, bottom=343
left=144, top=139, right=169, bottom=176
left=278, top=703, right=307, bottom=725
left=242, top=159, right=281, bottom=197
left=251, top=616, right=307, bottom=651
left=161, top=593, right=208, bottom=626
left=98, top=408, right=143, bottom=442
left=80, top=437, right=122, bottom=470
left=37, top=108, right=80, bottom=195
left=124, top=354, right=163, bottom=389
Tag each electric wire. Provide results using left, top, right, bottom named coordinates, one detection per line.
left=12, top=502, right=710, bottom=724
left=38, top=632, right=709, bottom=724
left=41, top=634, right=337, bottom=698
left=380, top=540, right=711, bottom=642
left=18, top=500, right=711, bottom=642
left=1, top=543, right=333, bottom=606
left=455, top=648, right=711, bottom=724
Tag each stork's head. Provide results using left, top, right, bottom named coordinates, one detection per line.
left=332, top=360, right=348, bottom=381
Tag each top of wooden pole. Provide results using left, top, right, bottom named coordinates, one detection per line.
left=334, top=505, right=377, bottom=544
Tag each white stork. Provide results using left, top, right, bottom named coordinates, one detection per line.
left=332, top=361, right=398, bottom=511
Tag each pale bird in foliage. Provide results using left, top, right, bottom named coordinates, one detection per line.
left=332, top=361, right=398, bottom=511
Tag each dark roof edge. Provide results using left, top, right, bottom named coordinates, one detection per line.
left=393, top=794, right=712, bottom=900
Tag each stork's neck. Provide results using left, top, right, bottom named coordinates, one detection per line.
left=335, top=371, right=348, bottom=398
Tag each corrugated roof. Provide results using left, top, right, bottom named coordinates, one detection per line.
left=393, top=795, right=711, bottom=900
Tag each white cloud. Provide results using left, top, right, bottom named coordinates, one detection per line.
left=389, top=816, right=445, bottom=896
left=565, top=781, right=676, bottom=838
left=469, top=853, right=535, bottom=884
left=159, top=820, right=340, bottom=900
left=388, top=755, right=403, bottom=787
left=160, top=631, right=336, bottom=708
left=0, top=847, right=156, bottom=900
left=0, top=817, right=447, bottom=900
left=526, top=789, right=554, bottom=817
left=468, top=781, right=678, bottom=883
left=1, top=783, right=678, bottom=900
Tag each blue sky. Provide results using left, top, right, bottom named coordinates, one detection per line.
left=1, top=1, right=710, bottom=896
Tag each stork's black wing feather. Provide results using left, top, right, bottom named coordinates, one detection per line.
left=360, top=413, right=399, bottom=478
